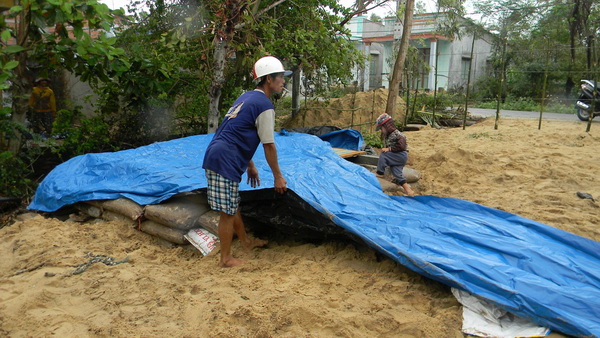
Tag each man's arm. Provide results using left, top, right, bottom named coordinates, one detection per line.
left=246, top=160, right=260, bottom=188
left=263, top=143, right=287, bottom=194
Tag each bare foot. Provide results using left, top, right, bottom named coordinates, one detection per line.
left=375, top=173, right=384, bottom=178
left=403, top=184, right=416, bottom=197
left=242, top=237, right=268, bottom=251
left=219, top=256, right=243, bottom=267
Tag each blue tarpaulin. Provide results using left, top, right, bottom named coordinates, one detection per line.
left=317, top=129, right=363, bottom=150
left=29, top=132, right=600, bottom=336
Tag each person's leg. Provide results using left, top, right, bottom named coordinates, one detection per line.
left=232, top=210, right=268, bottom=250
left=376, top=152, right=391, bottom=178
left=401, top=182, right=415, bottom=196
left=389, top=152, right=415, bottom=196
left=206, top=169, right=244, bottom=267
left=41, top=112, right=54, bottom=135
left=30, top=112, right=43, bottom=134
left=218, top=211, right=242, bottom=267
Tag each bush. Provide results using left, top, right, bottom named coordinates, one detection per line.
left=406, top=91, right=463, bottom=115
left=0, top=150, right=39, bottom=199
left=544, top=102, right=574, bottom=114
left=501, top=95, right=538, bottom=111
left=362, top=129, right=384, bottom=148
left=52, top=107, right=114, bottom=158
left=471, top=96, right=574, bottom=114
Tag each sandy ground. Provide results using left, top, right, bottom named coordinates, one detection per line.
left=281, top=88, right=406, bottom=131
left=1, top=117, right=599, bottom=337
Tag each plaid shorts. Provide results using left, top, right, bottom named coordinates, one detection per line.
left=205, top=169, right=240, bottom=215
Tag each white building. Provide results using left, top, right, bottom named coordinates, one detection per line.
left=347, top=12, right=494, bottom=92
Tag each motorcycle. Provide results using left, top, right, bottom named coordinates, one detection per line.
left=575, top=79, right=600, bottom=121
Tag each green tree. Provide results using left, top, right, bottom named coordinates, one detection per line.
left=472, top=0, right=600, bottom=101
left=204, top=0, right=366, bottom=133
left=121, top=0, right=365, bottom=134
left=1, top=0, right=126, bottom=153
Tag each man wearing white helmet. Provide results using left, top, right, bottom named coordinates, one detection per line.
left=203, top=55, right=291, bottom=267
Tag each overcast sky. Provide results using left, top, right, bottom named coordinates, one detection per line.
left=99, top=0, right=476, bottom=20
left=99, top=0, right=437, bottom=15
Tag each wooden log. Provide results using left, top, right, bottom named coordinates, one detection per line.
left=144, top=193, right=211, bottom=230
left=139, top=220, right=187, bottom=245
left=404, top=124, right=427, bottom=131
left=87, top=198, right=143, bottom=221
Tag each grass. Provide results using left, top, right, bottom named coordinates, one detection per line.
left=467, top=132, right=503, bottom=140
left=472, top=97, right=574, bottom=114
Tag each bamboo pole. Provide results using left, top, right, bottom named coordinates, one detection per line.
left=432, top=45, right=439, bottom=125
left=404, top=69, right=411, bottom=131
left=538, top=38, right=550, bottom=130
left=371, top=89, right=376, bottom=122
left=411, top=73, right=420, bottom=119
left=586, top=36, right=596, bottom=133
left=351, top=87, right=357, bottom=129
left=494, top=38, right=508, bottom=130
left=463, top=31, right=476, bottom=130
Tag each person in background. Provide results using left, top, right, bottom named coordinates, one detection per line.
left=28, top=78, right=57, bottom=136
left=202, top=56, right=291, bottom=267
left=374, top=113, right=415, bottom=197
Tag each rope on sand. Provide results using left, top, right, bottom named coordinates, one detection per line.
left=70, top=252, right=129, bottom=276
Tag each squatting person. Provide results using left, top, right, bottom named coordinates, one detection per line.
left=374, top=113, right=415, bottom=197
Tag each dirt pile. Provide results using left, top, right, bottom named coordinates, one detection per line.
left=282, top=88, right=406, bottom=131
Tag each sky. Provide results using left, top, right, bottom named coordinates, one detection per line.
left=337, top=0, right=479, bottom=20
left=99, top=0, right=477, bottom=20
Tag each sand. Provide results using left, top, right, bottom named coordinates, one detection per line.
left=282, top=88, right=406, bottom=131
left=1, top=117, right=599, bottom=337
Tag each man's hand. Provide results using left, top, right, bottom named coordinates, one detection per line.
left=381, top=147, right=390, bottom=153
left=274, top=176, right=287, bottom=194
left=247, top=165, right=260, bottom=188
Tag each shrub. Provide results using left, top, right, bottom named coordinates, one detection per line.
left=52, top=107, right=113, bottom=158
left=471, top=96, right=574, bottom=114
left=0, top=150, right=39, bottom=199
left=502, top=95, right=538, bottom=111
left=361, top=129, right=384, bottom=148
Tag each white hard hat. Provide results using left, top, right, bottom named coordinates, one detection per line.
left=252, top=56, right=292, bottom=80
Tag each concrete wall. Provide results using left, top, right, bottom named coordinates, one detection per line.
left=433, top=40, right=451, bottom=91
left=447, top=32, right=493, bottom=91
left=64, top=72, right=98, bottom=117
left=348, top=14, right=494, bottom=93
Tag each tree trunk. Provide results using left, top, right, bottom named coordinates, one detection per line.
left=432, top=44, right=439, bottom=123
left=205, top=0, right=289, bottom=133
left=586, top=35, right=594, bottom=76
left=207, top=38, right=227, bottom=133
left=291, top=64, right=301, bottom=117
left=8, top=8, right=31, bottom=153
left=494, top=38, right=507, bottom=130
left=463, top=31, right=476, bottom=130
left=538, top=38, right=550, bottom=130
left=385, top=0, right=414, bottom=118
